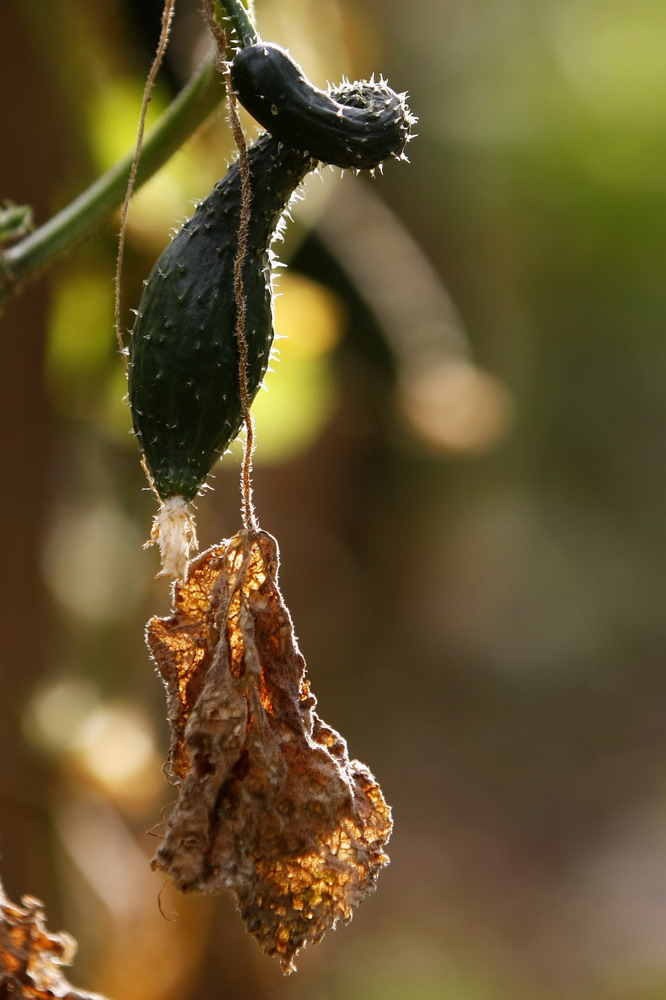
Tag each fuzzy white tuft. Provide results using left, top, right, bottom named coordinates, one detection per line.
left=147, top=496, right=198, bottom=580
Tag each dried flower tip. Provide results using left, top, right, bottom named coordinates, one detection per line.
left=147, top=496, right=198, bottom=580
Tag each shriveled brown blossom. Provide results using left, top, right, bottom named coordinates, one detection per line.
left=148, top=529, right=392, bottom=972
left=0, top=881, right=104, bottom=1000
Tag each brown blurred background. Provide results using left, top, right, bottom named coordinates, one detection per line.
left=2, top=1, right=666, bottom=998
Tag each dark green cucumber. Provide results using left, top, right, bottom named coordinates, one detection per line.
left=128, top=136, right=315, bottom=502
left=230, top=43, right=414, bottom=169
left=129, top=73, right=413, bottom=505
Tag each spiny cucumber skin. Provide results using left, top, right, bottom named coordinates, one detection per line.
left=129, top=74, right=412, bottom=503
left=230, top=43, right=413, bottom=169
left=128, top=136, right=314, bottom=502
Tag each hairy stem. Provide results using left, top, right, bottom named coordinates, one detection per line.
left=225, top=65, right=258, bottom=533
left=217, top=0, right=258, bottom=47
left=0, top=53, right=223, bottom=308
left=115, top=0, right=177, bottom=370
left=0, top=0, right=259, bottom=310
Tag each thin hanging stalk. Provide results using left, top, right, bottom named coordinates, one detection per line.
left=225, top=63, right=259, bottom=533
left=114, top=0, right=177, bottom=369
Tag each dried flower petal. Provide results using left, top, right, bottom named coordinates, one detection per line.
left=148, top=529, right=392, bottom=972
left=147, top=496, right=198, bottom=581
left=0, top=885, right=104, bottom=999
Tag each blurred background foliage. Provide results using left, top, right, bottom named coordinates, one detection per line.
left=1, top=0, right=666, bottom=998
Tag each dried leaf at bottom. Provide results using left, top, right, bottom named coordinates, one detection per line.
left=148, top=529, right=392, bottom=972
left=0, top=885, right=104, bottom=999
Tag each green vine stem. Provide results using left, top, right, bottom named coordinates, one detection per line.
left=216, top=0, right=258, bottom=47
left=0, top=54, right=222, bottom=309
left=0, top=0, right=259, bottom=311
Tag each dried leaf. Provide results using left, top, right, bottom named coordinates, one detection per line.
left=148, top=529, right=392, bottom=972
left=0, top=885, right=104, bottom=999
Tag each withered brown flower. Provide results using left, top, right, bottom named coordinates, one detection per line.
left=0, top=884, right=103, bottom=1000
left=148, top=529, right=392, bottom=972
